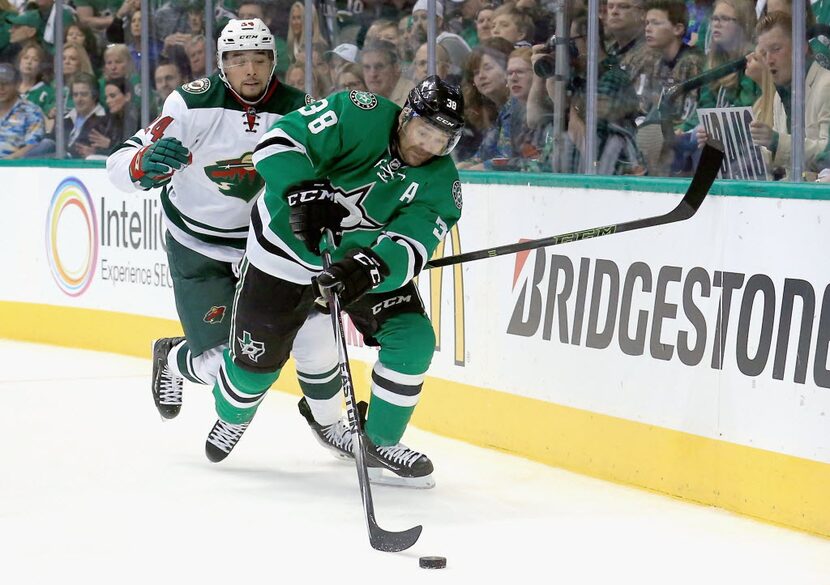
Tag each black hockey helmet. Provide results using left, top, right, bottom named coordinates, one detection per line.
left=402, top=75, right=465, bottom=156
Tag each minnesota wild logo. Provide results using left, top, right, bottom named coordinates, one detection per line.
left=203, top=305, right=226, bottom=324
left=349, top=90, right=378, bottom=110
left=182, top=78, right=210, bottom=94
left=204, top=152, right=264, bottom=202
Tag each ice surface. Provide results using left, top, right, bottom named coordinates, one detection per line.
left=0, top=341, right=827, bottom=584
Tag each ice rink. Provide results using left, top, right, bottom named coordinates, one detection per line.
left=1, top=340, right=828, bottom=584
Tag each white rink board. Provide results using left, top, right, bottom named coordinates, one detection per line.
left=2, top=167, right=829, bottom=466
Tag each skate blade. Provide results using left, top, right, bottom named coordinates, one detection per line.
left=367, top=467, right=435, bottom=489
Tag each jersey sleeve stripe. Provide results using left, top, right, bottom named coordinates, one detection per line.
left=252, top=128, right=311, bottom=166
left=381, top=231, right=427, bottom=276
left=251, top=198, right=320, bottom=271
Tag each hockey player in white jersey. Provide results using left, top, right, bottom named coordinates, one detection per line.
left=107, top=19, right=342, bottom=459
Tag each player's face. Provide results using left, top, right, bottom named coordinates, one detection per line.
left=397, top=116, right=452, bottom=167
left=224, top=50, right=273, bottom=100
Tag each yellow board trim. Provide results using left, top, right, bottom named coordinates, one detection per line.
left=2, top=301, right=828, bottom=538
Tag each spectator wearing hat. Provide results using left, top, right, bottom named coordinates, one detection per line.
left=6, top=9, right=43, bottom=63
left=360, top=40, right=413, bottom=107
left=11, top=2, right=77, bottom=55
left=325, top=43, right=359, bottom=80
left=0, top=0, right=17, bottom=60
left=410, top=0, right=472, bottom=80
left=0, top=62, right=45, bottom=159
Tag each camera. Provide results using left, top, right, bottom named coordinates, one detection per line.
left=532, top=35, right=579, bottom=79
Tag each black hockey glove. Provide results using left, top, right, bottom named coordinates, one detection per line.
left=313, top=247, right=390, bottom=310
left=285, top=179, right=348, bottom=253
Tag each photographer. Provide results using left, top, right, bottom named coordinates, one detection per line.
left=527, top=11, right=645, bottom=174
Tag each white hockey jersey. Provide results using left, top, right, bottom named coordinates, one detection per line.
left=106, top=74, right=311, bottom=262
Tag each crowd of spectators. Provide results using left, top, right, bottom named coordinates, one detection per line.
left=0, top=0, right=828, bottom=181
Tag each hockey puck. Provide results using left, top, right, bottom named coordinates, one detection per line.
left=419, top=556, right=447, bottom=569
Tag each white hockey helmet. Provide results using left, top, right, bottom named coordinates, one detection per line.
left=216, top=18, right=278, bottom=100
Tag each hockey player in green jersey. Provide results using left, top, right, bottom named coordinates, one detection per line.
left=206, top=76, right=465, bottom=488
left=106, top=19, right=340, bottom=426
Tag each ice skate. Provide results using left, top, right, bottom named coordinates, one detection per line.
left=151, top=336, right=185, bottom=419
left=365, top=436, right=435, bottom=489
left=205, top=419, right=250, bottom=462
left=298, top=397, right=354, bottom=461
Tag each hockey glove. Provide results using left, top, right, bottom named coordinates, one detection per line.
left=285, top=179, right=348, bottom=253
left=129, top=137, right=191, bottom=190
left=313, top=247, right=390, bottom=309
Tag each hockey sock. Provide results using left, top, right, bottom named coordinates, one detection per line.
left=297, top=363, right=342, bottom=425
left=170, top=341, right=225, bottom=386
left=364, top=363, right=423, bottom=446
left=212, top=350, right=279, bottom=424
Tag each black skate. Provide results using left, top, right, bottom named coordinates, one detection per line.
left=365, top=436, right=435, bottom=489
left=298, top=397, right=354, bottom=461
left=151, top=336, right=185, bottom=419
left=205, top=419, right=250, bottom=462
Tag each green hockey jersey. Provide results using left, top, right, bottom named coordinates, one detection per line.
left=107, top=73, right=311, bottom=262
left=250, top=90, right=463, bottom=292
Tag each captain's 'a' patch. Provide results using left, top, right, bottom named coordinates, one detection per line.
left=349, top=90, right=378, bottom=110
left=182, top=78, right=211, bottom=94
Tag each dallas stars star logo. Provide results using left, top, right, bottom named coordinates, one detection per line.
left=332, top=182, right=383, bottom=232
left=237, top=330, right=265, bottom=363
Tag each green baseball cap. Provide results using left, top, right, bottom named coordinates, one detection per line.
left=6, top=10, right=43, bottom=33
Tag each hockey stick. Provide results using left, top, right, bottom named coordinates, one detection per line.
left=321, top=231, right=422, bottom=553
left=426, top=140, right=724, bottom=269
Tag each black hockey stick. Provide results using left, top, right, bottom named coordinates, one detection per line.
left=426, top=140, right=724, bottom=269
left=320, top=231, right=422, bottom=553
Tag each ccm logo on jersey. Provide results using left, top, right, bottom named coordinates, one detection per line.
left=371, top=295, right=412, bottom=315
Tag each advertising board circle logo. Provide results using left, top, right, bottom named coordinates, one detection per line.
left=45, top=177, right=98, bottom=296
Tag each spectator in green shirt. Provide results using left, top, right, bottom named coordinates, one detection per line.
left=16, top=40, right=55, bottom=120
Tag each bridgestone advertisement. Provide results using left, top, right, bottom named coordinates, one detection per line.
left=3, top=168, right=828, bottom=466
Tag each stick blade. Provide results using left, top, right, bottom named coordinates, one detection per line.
left=369, top=523, right=423, bottom=552
left=678, top=139, right=724, bottom=217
